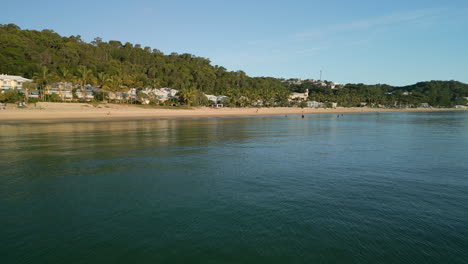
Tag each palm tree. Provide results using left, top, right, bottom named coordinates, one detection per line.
left=77, top=66, right=93, bottom=101
left=108, top=76, right=123, bottom=91
left=96, top=72, right=109, bottom=101
left=33, top=66, right=57, bottom=101
left=57, top=67, right=73, bottom=100
left=58, top=67, right=72, bottom=82
left=97, top=72, right=108, bottom=87
left=107, top=75, right=123, bottom=103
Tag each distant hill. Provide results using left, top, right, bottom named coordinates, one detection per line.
left=287, top=80, right=468, bottom=107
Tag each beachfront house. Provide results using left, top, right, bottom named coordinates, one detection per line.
left=48, top=82, right=74, bottom=101
left=205, top=94, right=228, bottom=105
left=107, top=92, right=124, bottom=102
left=306, top=101, right=324, bottom=108
left=158, top=88, right=178, bottom=101
left=420, top=103, right=430, bottom=108
left=0, top=74, right=32, bottom=92
left=75, top=85, right=95, bottom=101
left=138, top=88, right=179, bottom=102
left=124, top=88, right=138, bottom=103
left=205, top=94, right=218, bottom=103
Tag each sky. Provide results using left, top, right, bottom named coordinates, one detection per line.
left=2, top=0, right=468, bottom=85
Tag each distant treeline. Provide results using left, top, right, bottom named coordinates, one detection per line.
left=289, top=81, right=468, bottom=107
left=1, top=23, right=467, bottom=107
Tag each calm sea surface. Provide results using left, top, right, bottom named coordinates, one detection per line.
left=1, top=111, right=468, bottom=263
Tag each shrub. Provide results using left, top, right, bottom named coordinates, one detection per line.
left=0, top=90, right=23, bottom=103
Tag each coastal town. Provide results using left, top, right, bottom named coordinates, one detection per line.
left=3, top=74, right=467, bottom=112
left=0, top=73, right=344, bottom=109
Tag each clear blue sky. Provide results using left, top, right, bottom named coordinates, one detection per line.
left=3, top=0, right=468, bottom=85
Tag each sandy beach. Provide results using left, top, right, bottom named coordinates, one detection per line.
left=0, top=102, right=466, bottom=123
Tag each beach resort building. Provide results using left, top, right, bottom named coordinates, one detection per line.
left=106, top=91, right=124, bottom=102
left=0, top=74, right=32, bottom=92
left=75, top=85, right=95, bottom=101
left=138, top=88, right=179, bottom=103
left=46, top=82, right=74, bottom=101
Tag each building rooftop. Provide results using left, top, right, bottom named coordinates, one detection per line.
left=0, top=74, right=33, bottom=82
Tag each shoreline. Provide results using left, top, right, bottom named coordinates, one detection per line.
left=0, top=102, right=466, bottom=124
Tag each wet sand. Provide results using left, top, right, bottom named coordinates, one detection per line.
left=0, top=102, right=465, bottom=124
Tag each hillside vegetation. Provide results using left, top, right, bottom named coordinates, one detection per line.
left=1, top=24, right=467, bottom=107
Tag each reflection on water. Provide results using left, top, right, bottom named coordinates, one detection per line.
left=1, top=111, right=468, bottom=264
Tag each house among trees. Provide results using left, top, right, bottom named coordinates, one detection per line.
left=45, top=82, right=74, bottom=101
left=138, top=88, right=179, bottom=103
left=205, top=94, right=228, bottom=106
left=0, top=74, right=32, bottom=92
left=74, top=84, right=95, bottom=101
left=420, top=103, right=430, bottom=108
left=289, top=89, right=309, bottom=101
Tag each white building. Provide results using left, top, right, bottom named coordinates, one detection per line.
left=46, top=82, right=74, bottom=101
left=0, top=74, right=32, bottom=92
left=138, top=88, right=179, bottom=102
left=205, top=94, right=228, bottom=104
left=306, top=101, right=324, bottom=108
left=330, top=82, right=341, bottom=89
left=420, top=103, right=430, bottom=108
left=205, top=94, right=218, bottom=103
left=289, top=89, right=309, bottom=101
left=75, top=90, right=94, bottom=101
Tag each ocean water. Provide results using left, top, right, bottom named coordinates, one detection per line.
left=1, top=111, right=467, bottom=263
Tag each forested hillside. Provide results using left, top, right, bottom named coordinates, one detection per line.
left=1, top=23, right=467, bottom=107
left=0, top=23, right=289, bottom=104
left=288, top=81, right=468, bottom=107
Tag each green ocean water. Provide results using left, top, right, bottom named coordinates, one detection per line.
left=1, top=111, right=468, bottom=263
